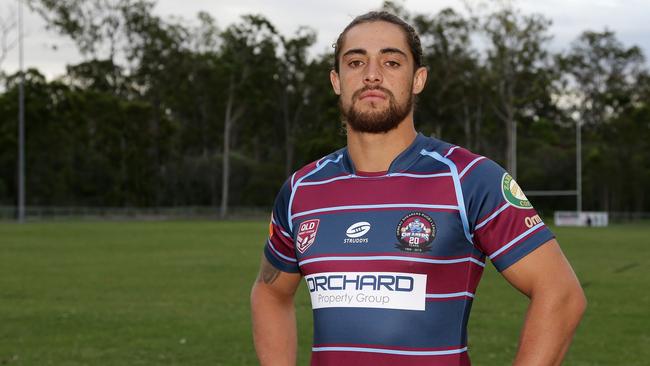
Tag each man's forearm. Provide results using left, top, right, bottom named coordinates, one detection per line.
left=251, top=283, right=298, bottom=366
left=513, top=290, right=586, bottom=365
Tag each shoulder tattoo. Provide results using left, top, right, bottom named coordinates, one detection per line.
left=257, top=257, right=281, bottom=285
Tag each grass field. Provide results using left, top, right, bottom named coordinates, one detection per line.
left=1, top=220, right=649, bottom=365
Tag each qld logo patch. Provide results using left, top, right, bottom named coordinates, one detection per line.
left=296, top=219, right=320, bottom=253
left=501, top=173, right=532, bottom=209
left=395, top=212, right=436, bottom=253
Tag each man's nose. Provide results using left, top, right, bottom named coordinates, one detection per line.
left=363, top=60, right=383, bottom=85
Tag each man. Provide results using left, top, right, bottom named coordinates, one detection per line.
left=251, top=11, right=586, bottom=366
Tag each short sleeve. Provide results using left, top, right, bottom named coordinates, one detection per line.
left=462, top=159, right=555, bottom=272
left=263, top=178, right=300, bottom=273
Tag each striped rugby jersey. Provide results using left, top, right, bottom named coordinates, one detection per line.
left=264, top=133, right=554, bottom=366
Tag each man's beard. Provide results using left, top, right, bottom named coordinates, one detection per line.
left=340, top=86, right=413, bottom=134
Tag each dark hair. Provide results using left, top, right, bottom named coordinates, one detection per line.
left=333, top=11, right=423, bottom=73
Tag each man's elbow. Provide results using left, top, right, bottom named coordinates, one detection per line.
left=552, top=283, right=587, bottom=325
left=569, top=285, right=587, bottom=321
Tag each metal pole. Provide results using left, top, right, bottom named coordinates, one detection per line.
left=512, top=119, right=517, bottom=180
left=576, top=119, right=582, bottom=214
left=17, top=0, right=25, bottom=223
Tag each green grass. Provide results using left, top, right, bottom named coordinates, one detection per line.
left=0, top=221, right=648, bottom=365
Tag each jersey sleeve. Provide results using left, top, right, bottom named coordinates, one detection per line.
left=263, top=178, right=300, bottom=273
left=462, top=159, right=555, bottom=272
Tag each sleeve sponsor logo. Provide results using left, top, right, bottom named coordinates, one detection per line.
left=395, top=212, right=436, bottom=253
left=296, top=219, right=320, bottom=253
left=304, top=272, right=427, bottom=311
left=501, top=173, right=533, bottom=209
left=525, top=214, right=543, bottom=228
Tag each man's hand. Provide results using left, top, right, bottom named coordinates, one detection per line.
left=501, top=239, right=587, bottom=366
left=251, top=255, right=302, bottom=366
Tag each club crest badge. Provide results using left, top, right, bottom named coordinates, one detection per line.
left=501, top=173, right=532, bottom=209
left=296, top=219, right=320, bottom=253
left=395, top=212, right=436, bottom=253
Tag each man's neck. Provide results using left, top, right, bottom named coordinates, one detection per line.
left=346, top=118, right=417, bottom=173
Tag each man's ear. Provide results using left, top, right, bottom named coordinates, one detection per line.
left=330, top=70, right=341, bottom=95
left=412, top=66, right=428, bottom=95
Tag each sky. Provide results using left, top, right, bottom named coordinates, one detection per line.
left=1, top=0, right=649, bottom=79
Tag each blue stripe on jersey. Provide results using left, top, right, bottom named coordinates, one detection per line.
left=293, top=210, right=474, bottom=259
left=459, top=157, right=486, bottom=178
left=491, top=227, right=555, bottom=271
left=288, top=154, right=343, bottom=231
left=420, top=149, right=473, bottom=245
left=264, top=245, right=300, bottom=273
left=312, top=300, right=471, bottom=348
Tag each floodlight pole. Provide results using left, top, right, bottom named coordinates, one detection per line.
left=512, top=119, right=517, bottom=180
left=576, top=119, right=582, bottom=214
left=17, top=0, right=25, bottom=223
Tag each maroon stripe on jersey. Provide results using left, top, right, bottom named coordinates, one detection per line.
left=269, top=223, right=296, bottom=260
left=311, top=348, right=470, bottom=366
left=475, top=202, right=508, bottom=227
left=300, top=259, right=484, bottom=295
left=293, top=160, right=320, bottom=182
left=293, top=176, right=457, bottom=215
left=446, top=147, right=482, bottom=173
left=458, top=157, right=486, bottom=180
left=489, top=224, right=545, bottom=261
left=300, top=252, right=485, bottom=263
left=293, top=205, right=460, bottom=220
left=473, top=205, right=538, bottom=256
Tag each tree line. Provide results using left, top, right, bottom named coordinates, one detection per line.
left=0, top=0, right=648, bottom=216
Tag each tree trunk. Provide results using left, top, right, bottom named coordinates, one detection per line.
left=462, top=101, right=472, bottom=149
left=474, top=98, right=482, bottom=152
left=221, top=75, right=245, bottom=218
left=221, top=78, right=234, bottom=219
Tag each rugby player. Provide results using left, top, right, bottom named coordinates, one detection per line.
left=251, top=11, right=586, bottom=366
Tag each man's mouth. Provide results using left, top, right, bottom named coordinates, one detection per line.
left=358, top=89, right=387, bottom=102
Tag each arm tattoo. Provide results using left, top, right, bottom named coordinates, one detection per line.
left=257, top=258, right=281, bottom=285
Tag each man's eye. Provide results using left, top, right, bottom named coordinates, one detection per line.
left=385, top=61, right=400, bottom=68
left=348, top=60, right=364, bottom=68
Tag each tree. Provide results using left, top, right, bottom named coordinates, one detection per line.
left=483, top=6, right=554, bottom=177
left=0, top=5, right=17, bottom=68
left=414, top=8, right=483, bottom=149
left=276, top=27, right=317, bottom=177
left=218, top=15, right=280, bottom=217
left=559, top=30, right=647, bottom=211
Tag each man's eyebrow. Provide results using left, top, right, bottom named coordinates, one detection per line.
left=342, top=48, right=367, bottom=58
left=380, top=47, right=408, bottom=58
left=342, top=47, right=408, bottom=59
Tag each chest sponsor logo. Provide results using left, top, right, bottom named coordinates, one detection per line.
left=344, top=221, right=370, bottom=244
left=296, top=219, right=320, bottom=253
left=502, top=173, right=532, bottom=209
left=305, top=272, right=426, bottom=311
left=395, top=212, right=436, bottom=253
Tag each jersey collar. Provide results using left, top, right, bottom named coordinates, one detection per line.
left=342, top=132, right=429, bottom=175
